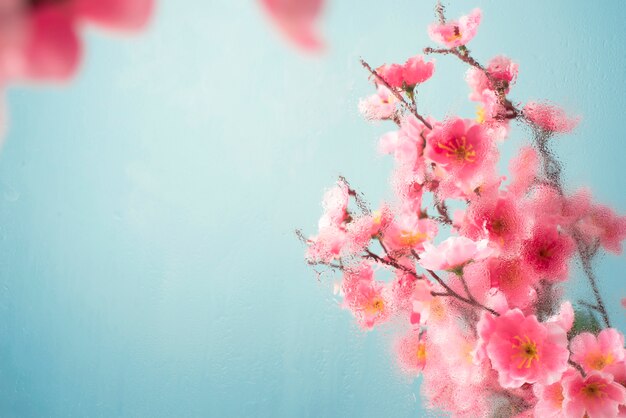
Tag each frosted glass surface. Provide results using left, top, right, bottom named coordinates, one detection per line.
left=0, top=1, right=624, bottom=417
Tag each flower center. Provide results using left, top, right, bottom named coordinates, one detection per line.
left=416, top=342, right=427, bottom=362
left=400, top=230, right=428, bottom=247
left=364, top=296, right=385, bottom=316
left=445, top=26, right=463, bottom=42
left=581, top=382, right=607, bottom=399
left=586, top=352, right=614, bottom=371
left=512, top=335, right=540, bottom=368
left=437, top=135, right=476, bottom=163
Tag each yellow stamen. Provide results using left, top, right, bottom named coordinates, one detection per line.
left=476, top=106, right=486, bottom=124
left=364, top=296, right=385, bottom=316
left=511, top=335, right=540, bottom=368
left=581, top=382, right=607, bottom=399
left=437, top=135, right=477, bottom=163
left=444, top=26, right=463, bottom=42
left=416, top=342, right=427, bottom=362
left=586, top=352, right=614, bottom=371
left=399, top=230, right=428, bottom=247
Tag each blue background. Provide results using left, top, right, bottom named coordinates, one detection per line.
left=0, top=1, right=624, bottom=416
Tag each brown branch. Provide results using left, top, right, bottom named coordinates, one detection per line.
left=435, top=0, right=446, bottom=24
left=360, top=58, right=433, bottom=130
left=424, top=42, right=613, bottom=328
left=424, top=265, right=498, bottom=316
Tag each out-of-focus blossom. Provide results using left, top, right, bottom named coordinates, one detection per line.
left=428, top=8, right=482, bottom=48
left=341, top=262, right=391, bottom=329
left=418, top=236, right=494, bottom=272
left=507, top=146, right=539, bottom=197
left=383, top=212, right=438, bottom=253
left=467, top=55, right=518, bottom=103
left=260, top=0, right=324, bottom=52
left=522, top=225, right=575, bottom=282
left=0, top=0, right=154, bottom=83
left=523, top=101, right=580, bottom=133
left=358, top=85, right=398, bottom=121
left=395, top=329, right=427, bottom=374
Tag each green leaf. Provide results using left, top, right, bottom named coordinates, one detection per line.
left=570, top=308, right=602, bottom=338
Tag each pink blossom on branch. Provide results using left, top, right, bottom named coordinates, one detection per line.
left=475, top=308, right=570, bottom=388
left=428, top=8, right=482, bottom=48
left=417, top=236, right=494, bottom=272
left=523, top=101, right=580, bottom=133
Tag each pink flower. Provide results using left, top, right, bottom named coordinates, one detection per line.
left=318, top=181, right=349, bottom=229
left=487, top=258, right=538, bottom=309
left=383, top=212, right=438, bottom=253
left=395, top=329, right=427, bottom=374
left=376, top=63, right=404, bottom=88
left=461, top=192, right=527, bottom=252
left=375, top=55, right=435, bottom=89
left=341, top=263, right=391, bottom=329
left=425, top=117, right=492, bottom=183
left=305, top=226, right=346, bottom=263
left=570, top=328, right=625, bottom=373
left=576, top=201, right=626, bottom=255
left=402, top=55, right=435, bottom=86
left=522, top=225, right=575, bottom=282
left=418, top=236, right=494, bottom=272
left=562, top=372, right=626, bottom=418
left=532, top=369, right=577, bottom=418
left=379, top=115, right=427, bottom=169
left=358, top=85, right=398, bottom=120
left=421, top=322, right=495, bottom=417
left=0, top=0, right=153, bottom=82
left=260, top=0, right=325, bottom=52
left=523, top=101, right=580, bottom=133
left=467, top=55, right=518, bottom=102
left=475, top=308, right=570, bottom=388
left=345, top=214, right=381, bottom=254
left=428, top=8, right=482, bottom=48
left=507, top=146, right=539, bottom=197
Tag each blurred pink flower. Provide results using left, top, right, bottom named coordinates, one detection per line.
left=522, top=224, right=575, bottom=282
left=395, top=329, right=427, bottom=374
left=358, top=85, right=398, bottom=120
left=523, top=101, right=580, bottom=133
left=418, top=236, right=494, bottom=272
left=260, top=0, right=324, bottom=52
left=0, top=0, right=154, bottom=83
left=428, top=8, right=482, bottom=48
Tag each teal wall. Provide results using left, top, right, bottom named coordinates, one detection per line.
left=0, top=1, right=624, bottom=416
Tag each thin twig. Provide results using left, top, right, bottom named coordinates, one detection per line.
left=360, top=58, right=433, bottom=130
left=435, top=0, right=446, bottom=24
left=568, top=360, right=586, bottom=377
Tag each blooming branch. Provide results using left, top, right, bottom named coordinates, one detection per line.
left=301, top=3, right=626, bottom=417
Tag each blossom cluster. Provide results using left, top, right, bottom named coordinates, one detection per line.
left=302, top=6, right=626, bottom=418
